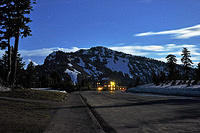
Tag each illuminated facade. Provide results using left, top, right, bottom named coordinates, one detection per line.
left=96, top=80, right=126, bottom=91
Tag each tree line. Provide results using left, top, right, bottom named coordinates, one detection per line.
left=152, top=47, right=200, bottom=85
left=0, top=0, right=36, bottom=87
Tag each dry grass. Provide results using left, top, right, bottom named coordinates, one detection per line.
left=0, top=88, right=68, bottom=132
left=0, top=88, right=68, bottom=102
left=0, top=100, right=54, bottom=133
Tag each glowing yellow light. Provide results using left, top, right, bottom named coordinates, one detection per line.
left=110, top=81, right=115, bottom=86
left=97, top=87, right=103, bottom=91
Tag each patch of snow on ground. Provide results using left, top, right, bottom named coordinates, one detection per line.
left=68, top=63, right=73, bottom=67
left=73, top=69, right=81, bottom=74
left=31, top=88, right=50, bottom=90
left=31, top=88, right=66, bottom=93
left=102, top=77, right=109, bottom=80
left=128, top=83, right=200, bottom=96
left=65, top=69, right=81, bottom=84
left=0, top=85, right=11, bottom=92
left=106, top=57, right=133, bottom=78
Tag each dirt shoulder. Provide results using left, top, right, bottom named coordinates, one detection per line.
left=0, top=88, right=68, bottom=102
left=0, top=98, right=55, bottom=133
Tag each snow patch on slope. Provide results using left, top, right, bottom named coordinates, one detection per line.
left=68, top=63, right=73, bottom=67
left=78, top=58, right=85, bottom=67
left=105, top=57, right=133, bottom=78
left=83, top=68, right=93, bottom=75
left=88, top=64, right=103, bottom=76
left=65, top=69, right=81, bottom=84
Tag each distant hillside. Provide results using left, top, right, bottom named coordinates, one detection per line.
left=41, top=46, right=184, bottom=86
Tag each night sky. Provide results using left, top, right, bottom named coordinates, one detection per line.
left=4, top=0, right=200, bottom=66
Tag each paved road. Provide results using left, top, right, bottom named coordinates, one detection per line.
left=81, top=91, right=200, bottom=133
left=44, top=92, right=101, bottom=133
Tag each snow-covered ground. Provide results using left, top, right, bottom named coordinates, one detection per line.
left=0, top=84, right=11, bottom=92
left=0, top=87, right=10, bottom=92
left=128, top=83, right=200, bottom=97
left=31, top=88, right=67, bottom=93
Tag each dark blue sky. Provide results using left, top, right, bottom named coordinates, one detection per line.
left=14, top=0, right=200, bottom=65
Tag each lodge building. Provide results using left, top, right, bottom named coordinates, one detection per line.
left=96, top=80, right=127, bottom=91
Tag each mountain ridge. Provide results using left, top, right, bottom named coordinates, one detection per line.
left=42, top=46, right=175, bottom=86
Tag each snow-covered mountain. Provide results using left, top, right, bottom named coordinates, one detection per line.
left=42, top=46, right=174, bottom=85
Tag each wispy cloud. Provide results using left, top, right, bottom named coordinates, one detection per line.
left=135, top=24, right=200, bottom=39
left=1, top=44, right=199, bottom=66
left=19, top=47, right=80, bottom=57
left=109, top=44, right=200, bottom=66
left=109, top=45, right=165, bottom=56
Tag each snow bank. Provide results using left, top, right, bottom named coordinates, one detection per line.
left=31, top=88, right=66, bottom=93
left=0, top=85, right=11, bottom=92
left=128, top=83, right=200, bottom=97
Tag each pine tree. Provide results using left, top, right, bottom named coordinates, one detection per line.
left=27, top=61, right=35, bottom=72
left=0, top=56, right=7, bottom=81
left=166, top=54, right=177, bottom=80
left=181, top=48, right=193, bottom=79
left=196, top=63, right=200, bottom=80
left=12, top=0, right=36, bottom=86
left=0, top=0, right=16, bottom=83
left=1, top=49, right=25, bottom=84
left=15, top=52, right=25, bottom=86
left=152, top=71, right=160, bottom=85
left=134, top=76, right=140, bottom=87
left=26, top=61, right=35, bottom=87
left=0, top=0, right=36, bottom=86
left=159, top=71, right=166, bottom=82
left=50, top=71, right=61, bottom=87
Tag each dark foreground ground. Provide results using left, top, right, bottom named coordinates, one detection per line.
left=81, top=91, right=200, bottom=133
left=44, top=92, right=101, bottom=133
left=1, top=90, right=200, bottom=133
left=0, top=89, right=101, bottom=133
left=0, top=89, right=67, bottom=133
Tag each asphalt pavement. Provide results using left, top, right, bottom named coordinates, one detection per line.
left=44, top=92, right=101, bottom=133
left=81, top=91, right=200, bottom=133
